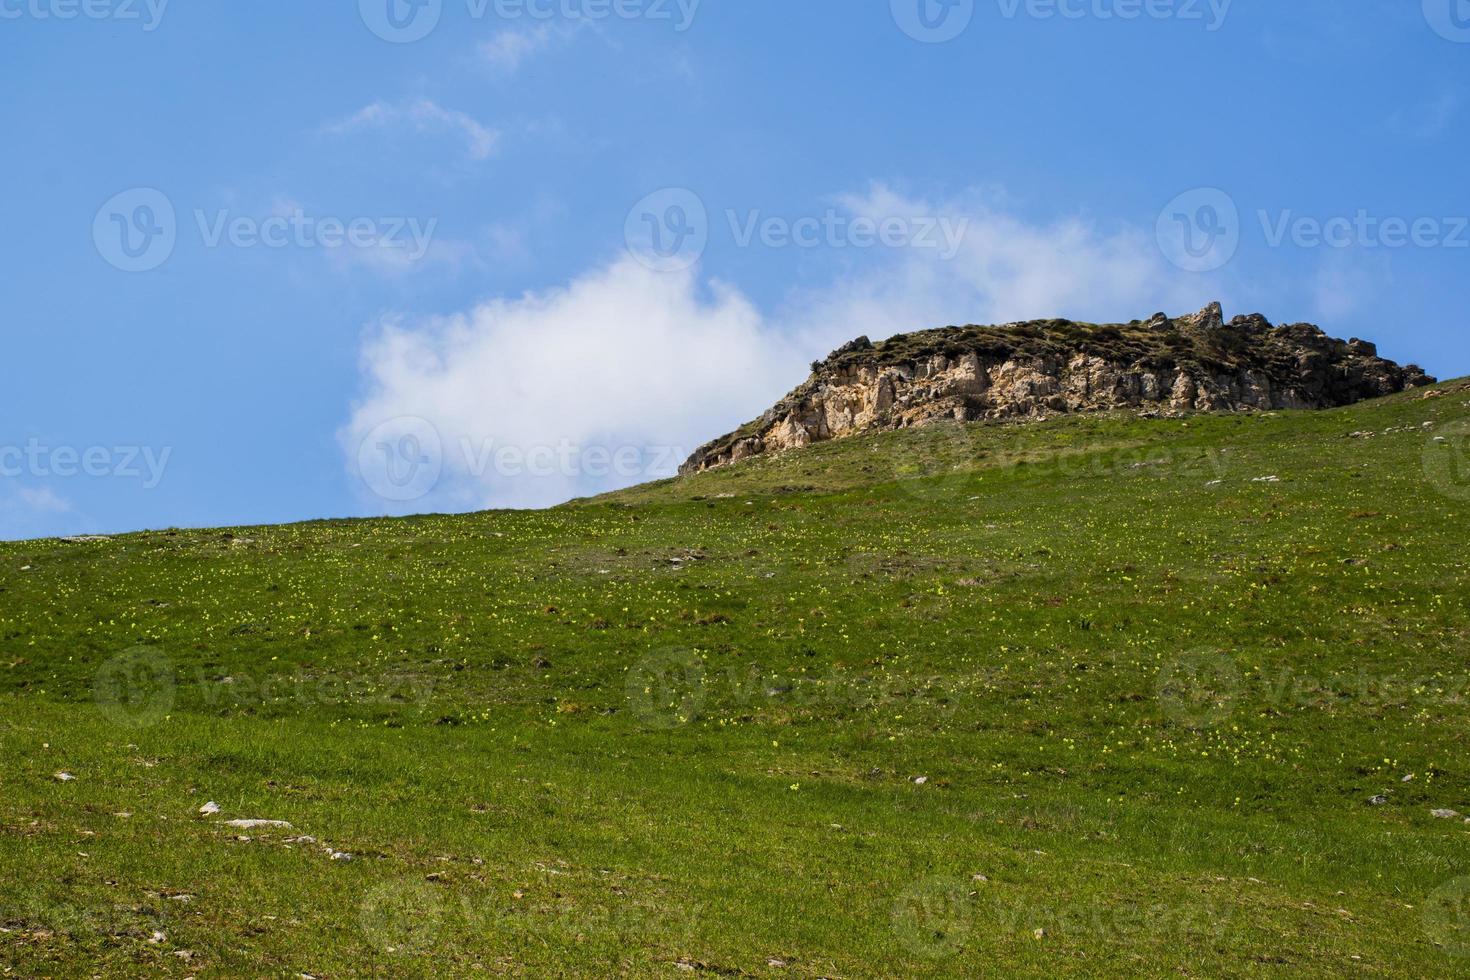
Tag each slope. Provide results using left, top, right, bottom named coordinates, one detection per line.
left=1, top=379, right=1468, bottom=977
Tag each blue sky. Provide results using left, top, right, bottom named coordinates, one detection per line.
left=2, top=0, right=1467, bottom=539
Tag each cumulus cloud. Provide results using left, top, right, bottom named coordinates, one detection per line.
left=344, top=185, right=1217, bottom=512
left=324, top=99, right=500, bottom=161
left=344, top=258, right=798, bottom=512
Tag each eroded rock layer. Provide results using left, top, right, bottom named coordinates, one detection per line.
left=680, top=304, right=1433, bottom=474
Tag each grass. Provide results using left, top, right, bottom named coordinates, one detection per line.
left=2, top=379, right=1470, bottom=977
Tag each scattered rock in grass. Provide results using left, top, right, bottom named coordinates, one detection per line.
left=54, top=772, right=75, bottom=782
left=329, top=851, right=353, bottom=861
left=1252, top=475, right=1281, bottom=483
left=911, top=776, right=929, bottom=785
left=1368, top=795, right=1389, bottom=806
left=972, top=873, right=989, bottom=883
left=223, top=819, right=292, bottom=830
left=1403, top=774, right=1415, bottom=783
left=767, top=959, right=786, bottom=968
left=148, top=930, right=167, bottom=944
left=1431, top=809, right=1460, bottom=820
left=1033, top=928, right=1046, bottom=940
left=199, top=801, right=220, bottom=815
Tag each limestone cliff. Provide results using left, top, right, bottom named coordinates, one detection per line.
left=680, top=304, right=1434, bottom=474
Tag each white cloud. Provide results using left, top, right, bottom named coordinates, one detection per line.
left=324, top=99, right=500, bottom=161
left=321, top=222, right=544, bottom=279
left=4, top=486, right=71, bottom=515
left=324, top=235, right=476, bottom=278
left=817, top=184, right=1207, bottom=333
left=478, top=21, right=598, bottom=75
left=479, top=25, right=558, bottom=74
left=0, top=485, right=72, bottom=541
left=268, top=196, right=305, bottom=218
left=344, top=185, right=1218, bottom=511
left=1387, top=89, right=1463, bottom=141
left=344, top=258, right=797, bottom=511
left=482, top=222, right=529, bottom=262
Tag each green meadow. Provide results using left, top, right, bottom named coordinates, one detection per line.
left=3, top=379, right=1469, bottom=977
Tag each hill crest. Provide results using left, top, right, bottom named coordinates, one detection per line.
left=680, top=303, right=1434, bottom=474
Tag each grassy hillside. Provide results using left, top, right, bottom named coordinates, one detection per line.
left=3, top=379, right=1469, bottom=977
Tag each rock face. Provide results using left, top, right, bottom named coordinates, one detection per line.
left=680, top=304, right=1434, bottom=474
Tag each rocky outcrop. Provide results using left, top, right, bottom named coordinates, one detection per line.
left=680, top=304, right=1434, bottom=474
